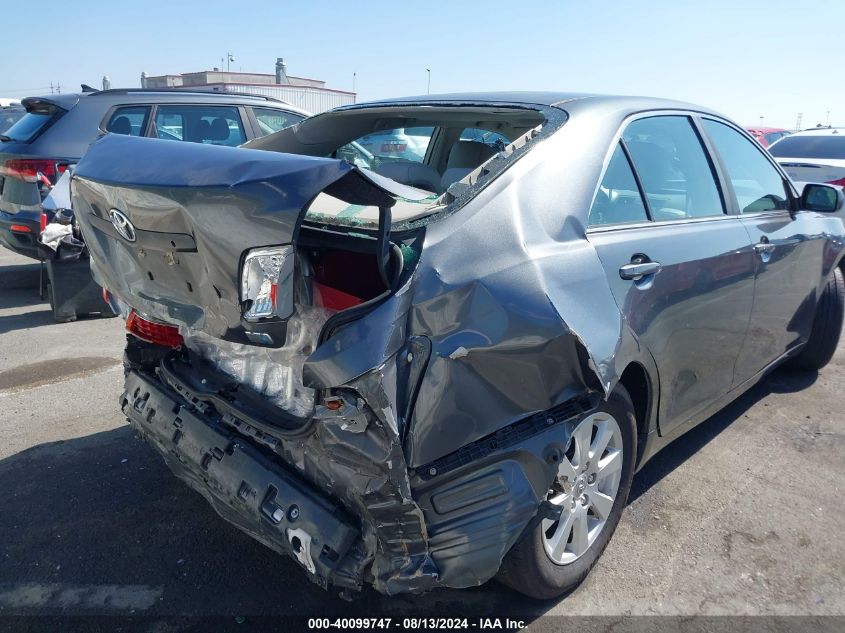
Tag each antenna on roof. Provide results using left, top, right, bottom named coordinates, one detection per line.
left=81, top=84, right=97, bottom=93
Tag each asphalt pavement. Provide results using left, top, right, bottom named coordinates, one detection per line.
left=0, top=249, right=843, bottom=630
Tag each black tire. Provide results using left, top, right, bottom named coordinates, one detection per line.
left=788, top=266, right=844, bottom=371
left=497, top=385, right=637, bottom=600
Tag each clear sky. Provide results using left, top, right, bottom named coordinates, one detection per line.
left=1, top=0, right=841, bottom=129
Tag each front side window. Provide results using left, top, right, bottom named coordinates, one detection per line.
left=354, top=126, right=435, bottom=165
left=589, top=143, right=649, bottom=226
left=703, top=119, right=789, bottom=214
left=154, top=105, right=246, bottom=146
left=252, top=107, right=304, bottom=138
left=106, top=106, right=149, bottom=136
left=459, top=127, right=510, bottom=150
left=623, top=116, right=724, bottom=221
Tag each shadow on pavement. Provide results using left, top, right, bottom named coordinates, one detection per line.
left=0, top=288, right=53, bottom=335
left=0, top=262, right=41, bottom=291
left=629, top=366, right=818, bottom=503
left=0, top=426, right=546, bottom=620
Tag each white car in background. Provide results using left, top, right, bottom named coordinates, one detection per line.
left=768, top=128, right=845, bottom=186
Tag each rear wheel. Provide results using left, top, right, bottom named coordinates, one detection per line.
left=498, top=385, right=637, bottom=599
left=788, top=266, right=844, bottom=371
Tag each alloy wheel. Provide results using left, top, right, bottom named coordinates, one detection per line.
left=542, top=412, right=624, bottom=565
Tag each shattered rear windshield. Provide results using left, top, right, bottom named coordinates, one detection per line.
left=305, top=188, right=441, bottom=228
left=306, top=119, right=559, bottom=229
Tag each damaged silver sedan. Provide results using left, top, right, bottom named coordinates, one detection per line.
left=71, top=92, right=845, bottom=599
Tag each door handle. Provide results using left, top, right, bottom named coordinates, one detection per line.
left=619, top=261, right=662, bottom=280
left=753, top=242, right=776, bottom=254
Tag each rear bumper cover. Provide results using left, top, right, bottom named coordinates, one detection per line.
left=121, top=369, right=364, bottom=589
left=122, top=351, right=592, bottom=594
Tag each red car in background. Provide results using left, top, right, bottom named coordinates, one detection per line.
left=747, top=126, right=791, bottom=148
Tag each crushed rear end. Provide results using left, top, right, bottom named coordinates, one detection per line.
left=73, top=134, right=438, bottom=593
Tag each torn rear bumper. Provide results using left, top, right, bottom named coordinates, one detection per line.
left=121, top=351, right=595, bottom=595
left=121, top=369, right=365, bottom=590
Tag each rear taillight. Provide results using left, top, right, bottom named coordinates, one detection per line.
left=827, top=176, right=845, bottom=187
left=0, top=159, right=68, bottom=184
left=126, top=310, right=183, bottom=348
left=240, top=246, right=294, bottom=321
left=9, top=224, right=32, bottom=233
left=39, top=212, right=48, bottom=233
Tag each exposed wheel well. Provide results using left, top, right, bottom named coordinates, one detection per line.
left=618, top=362, right=651, bottom=450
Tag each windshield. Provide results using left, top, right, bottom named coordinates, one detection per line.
left=769, top=135, right=845, bottom=160
left=334, top=127, right=436, bottom=171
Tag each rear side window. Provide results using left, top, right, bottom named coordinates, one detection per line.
left=763, top=131, right=789, bottom=146
left=2, top=101, right=64, bottom=143
left=154, top=105, right=246, bottom=146
left=589, top=143, right=648, bottom=226
left=768, top=134, right=845, bottom=160
left=251, top=107, right=304, bottom=137
left=703, top=119, right=789, bottom=214
left=106, top=106, right=149, bottom=136
left=623, top=116, right=724, bottom=221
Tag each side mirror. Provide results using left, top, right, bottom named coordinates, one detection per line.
left=801, top=183, right=844, bottom=212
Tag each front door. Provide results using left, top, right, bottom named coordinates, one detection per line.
left=700, top=119, right=829, bottom=383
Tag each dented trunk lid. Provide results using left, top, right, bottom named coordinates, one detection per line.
left=72, top=134, right=411, bottom=347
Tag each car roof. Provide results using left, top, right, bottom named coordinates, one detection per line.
left=336, top=91, right=723, bottom=117
left=787, top=127, right=845, bottom=137
left=747, top=126, right=788, bottom=133
left=22, top=89, right=310, bottom=116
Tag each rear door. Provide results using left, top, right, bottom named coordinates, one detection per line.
left=149, top=104, right=247, bottom=146
left=701, top=119, right=828, bottom=381
left=587, top=114, right=756, bottom=434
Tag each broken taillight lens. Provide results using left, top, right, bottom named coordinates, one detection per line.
left=126, top=310, right=183, bottom=348
left=241, top=246, right=294, bottom=321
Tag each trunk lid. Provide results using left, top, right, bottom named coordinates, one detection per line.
left=72, top=133, right=415, bottom=347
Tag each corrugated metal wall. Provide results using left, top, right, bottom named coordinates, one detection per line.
left=209, top=84, right=355, bottom=113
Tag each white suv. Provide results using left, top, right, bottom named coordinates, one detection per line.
left=769, top=127, right=845, bottom=185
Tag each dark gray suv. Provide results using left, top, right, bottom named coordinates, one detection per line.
left=0, top=89, right=308, bottom=259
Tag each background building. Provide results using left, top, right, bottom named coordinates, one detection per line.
left=141, top=58, right=354, bottom=113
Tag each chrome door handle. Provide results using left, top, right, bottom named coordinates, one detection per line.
left=754, top=242, right=776, bottom=254
left=619, top=261, right=662, bottom=280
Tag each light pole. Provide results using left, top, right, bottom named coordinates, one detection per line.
left=226, top=52, right=234, bottom=72
left=426, top=68, right=431, bottom=95
left=353, top=72, right=356, bottom=93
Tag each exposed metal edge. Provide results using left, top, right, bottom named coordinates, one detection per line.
left=416, top=393, right=597, bottom=481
